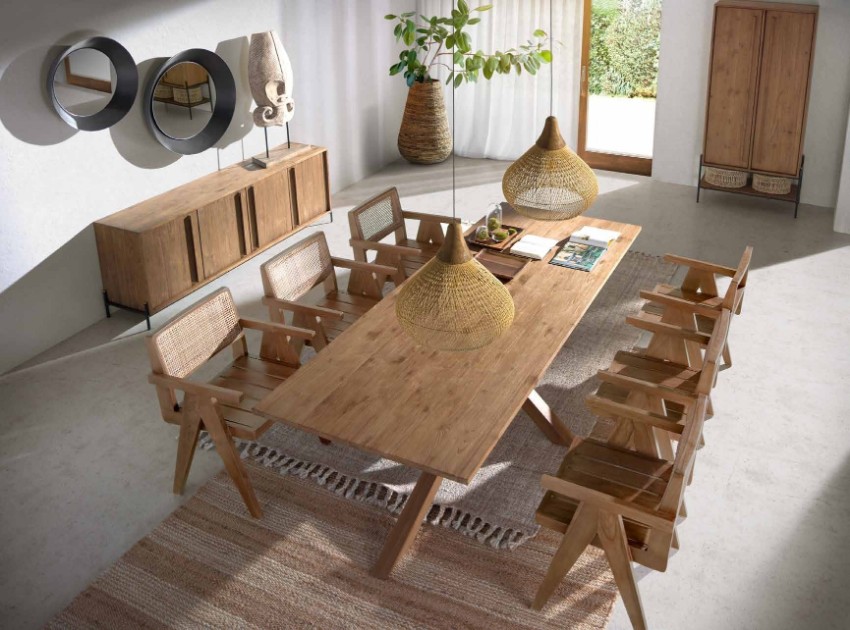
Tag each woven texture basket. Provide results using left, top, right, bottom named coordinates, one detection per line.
left=398, top=80, right=452, bottom=165
left=154, top=84, right=173, bottom=100
left=502, top=117, right=598, bottom=221
left=752, top=173, right=792, bottom=195
left=173, top=86, right=204, bottom=105
left=395, top=224, right=514, bottom=351
left=704, top=167, right=747, bottom=189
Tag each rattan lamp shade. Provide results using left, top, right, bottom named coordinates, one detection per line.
left=396, top=223, right=515, bottom=351
left=502, top=116, right=598, bottom=221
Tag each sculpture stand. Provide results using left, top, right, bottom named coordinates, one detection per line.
left=252, top=124, right=306, bottom=168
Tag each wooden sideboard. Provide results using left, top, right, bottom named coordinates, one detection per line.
left=94, top=143, right=330, bottom=324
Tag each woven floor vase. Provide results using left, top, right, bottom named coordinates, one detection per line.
left=398, top=80, right=452, bottom=165
left=502, top=116, right=598, bottom=221
left=396, top=223, right=515, bottom=351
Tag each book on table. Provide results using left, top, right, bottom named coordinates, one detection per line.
left=550, top=226, right=621, bottom=272
left=509, top=234, right=560, bottom=260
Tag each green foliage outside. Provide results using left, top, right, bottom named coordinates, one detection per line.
left=590, top=0, right=661, bottom=99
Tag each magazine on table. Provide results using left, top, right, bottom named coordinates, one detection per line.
left=549, top=226, right=621, bottom=272
left=509, top=234, right=560, bottom=260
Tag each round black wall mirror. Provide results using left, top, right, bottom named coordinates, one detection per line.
left=47, top=37, right=138, bottom=131
left=144, top=49, right=236, bottom=155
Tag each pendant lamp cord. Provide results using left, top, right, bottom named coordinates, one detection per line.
left=452, top=10, right=456, bottom=221
left=550, top=0, right=554, bottom=117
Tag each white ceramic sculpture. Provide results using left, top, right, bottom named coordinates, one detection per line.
left=248, top=30, right=294, bottom=127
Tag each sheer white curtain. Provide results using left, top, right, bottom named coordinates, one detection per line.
left=418, top=0, right=583, bottom=159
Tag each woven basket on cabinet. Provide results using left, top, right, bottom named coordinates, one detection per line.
left=704, top=167, right=747, bottom=189
left=752, top=173, right=792, bottom=195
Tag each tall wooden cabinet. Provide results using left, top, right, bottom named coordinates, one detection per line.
left=94, top=144, right=330, bottom=323
left=702, top=1, right=817, bottom=178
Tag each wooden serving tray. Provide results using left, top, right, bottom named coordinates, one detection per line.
left=474, top=249, right=529, bottom=282
left=465, top=223, right=524, bottom=251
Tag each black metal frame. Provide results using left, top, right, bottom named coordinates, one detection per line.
left=47, top=36, right=138, bottom=131
left=103, top=291, right=151, bottom=331
left=697, top=154, right=805, bottom=218
left=144, top=49, right=236, bottom=155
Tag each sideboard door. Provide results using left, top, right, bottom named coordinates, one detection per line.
left=197, top=194, right=248, bottom=278
left=248, top=169, right=295, bottom=248
left=142, top=218, right=199, bottom=312
left=292, top=153, right=330, bottom=225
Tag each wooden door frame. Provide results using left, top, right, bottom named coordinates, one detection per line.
left=577, top=0, right=653, bottom=177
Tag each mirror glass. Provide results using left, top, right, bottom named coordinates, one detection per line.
left=151, top=62, right=216, bottom=139
left=52, top=48, right=116, bottom=116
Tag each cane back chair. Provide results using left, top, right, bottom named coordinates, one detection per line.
left=146, top=288, right=314, bottom=518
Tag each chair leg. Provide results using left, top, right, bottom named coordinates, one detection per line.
left=721, top=342, right=732, bottom=369
left=533, top=503, right=599, bottom=610
left=598, top=512, right=648, bottom=630
left=200, top=400, right=263, bottom=519
left=173, top=402, right=203, bottom=495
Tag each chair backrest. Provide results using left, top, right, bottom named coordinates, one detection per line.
left=147, top=288, right=242, bottom=379
left=261, top=232, right=334, bottom=301
left=658, top=393, right=709, bottom=516
left=722, top=246, right=753, bottom=312
left=694, top=308, right=732, bottom=394
left=348, top=187, right=406, bottom=244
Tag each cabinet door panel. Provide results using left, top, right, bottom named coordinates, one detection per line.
left=704, top=7, right=764, bottom=168
left=197, top=194, right=247, bottom=278
left=142, top=218, right=198, bottom=311
left=750, top=11, right=815, bottom=175
left=293, top=153, right=329, bottom=224
left=250, top=169, right=294, bottom=248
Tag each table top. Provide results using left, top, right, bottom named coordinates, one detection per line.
left=255, top=208, right=641, bottom=484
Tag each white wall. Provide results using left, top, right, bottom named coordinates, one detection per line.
left=0, top=0, right=413, bottom=373
left=835, top=108, right=850, bottom=234
left=652, top=0, right=850, bottom=209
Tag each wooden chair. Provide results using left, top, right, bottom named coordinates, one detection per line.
left=146, top=287, right=314, bottom=518
left=347, top=187, right=458, bottom=294
left=637, top=246, right=751, bottom=368
left=533, top=394, right=709, bottom=630
left=587, top=309, right=731, bottom=461
left=260, top=232, right=397, bottom=356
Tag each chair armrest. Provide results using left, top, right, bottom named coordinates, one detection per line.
left=330, top=257, right=398, bottom=276
left=596, top=370, right=697, bottom=406
left=640, top=290, right=721, bottom=319
left=261, top=296, right=345, bottom=321
left=626, top=316, right=712, bottom=344
left=238, top=317, right=316, bottom=340
left=402, top=210, right=460, bottom=224
left=148, top=373, right=243, bottom=406
left=663, top=253, right=737, bottom=277
left=349, top=239, right=423, bottom=257
left=585, top=394, right=686, bottom=435
left=541, top=473, right=675, bottom=531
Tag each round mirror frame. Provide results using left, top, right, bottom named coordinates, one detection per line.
left=144, top=49, right=236, bottom=155
left=47, top=36, right=139, bottom=131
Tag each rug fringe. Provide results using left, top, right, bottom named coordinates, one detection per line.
left=198, top=434, right=533, bottom=550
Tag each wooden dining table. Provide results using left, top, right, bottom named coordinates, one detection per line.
left=255, top=206, right=640, bottom=578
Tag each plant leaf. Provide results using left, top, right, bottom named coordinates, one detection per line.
left=540, top=49, right=552, bottom=63
left=533, top=29, right=547, bottom=38
left=475, top=4, right=493, bottom=11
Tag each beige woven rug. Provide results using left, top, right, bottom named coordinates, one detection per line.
left=200, top=251, right=675, bottom=550
left=49, top=464, right=619, bottom=629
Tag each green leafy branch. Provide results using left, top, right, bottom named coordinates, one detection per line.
left=385, top=0, right=551, bottom=88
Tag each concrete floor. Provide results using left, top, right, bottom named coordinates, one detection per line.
left=1, top=158, right=850, bottom=629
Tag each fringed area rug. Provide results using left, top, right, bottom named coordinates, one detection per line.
left=49, top=465, right=619, bottom=630
left=199, top=251, right=676, bottom=550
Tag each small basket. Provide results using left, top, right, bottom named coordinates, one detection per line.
left=752, top=173, right=792, bottom=195
left=704, top=167, right=748, bottom=189
left=153, top=84, right=173, bottom=100
left=173, top=86, right=204, bottom=105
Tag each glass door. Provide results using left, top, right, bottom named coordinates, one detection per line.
left=578, top=0, right=661, bottom=175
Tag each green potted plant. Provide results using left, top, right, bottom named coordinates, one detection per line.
left=387, top=1, right=551, bottom=164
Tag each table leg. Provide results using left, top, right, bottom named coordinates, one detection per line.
left=371, top=471, right=442, bottom=579
left=522, top=389, right=576, bottom=447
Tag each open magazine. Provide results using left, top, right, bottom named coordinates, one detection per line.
left=549, top=226, right=621, bottom=272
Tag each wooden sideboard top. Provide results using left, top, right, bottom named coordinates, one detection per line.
left=715, top=1, right=817, bottom=13
left=96, top=143, right=326, bottom=233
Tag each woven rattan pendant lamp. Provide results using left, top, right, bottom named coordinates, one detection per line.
left=502, top=1, right=598, bottom=221
left=395, top=15, right=515, bottom=352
